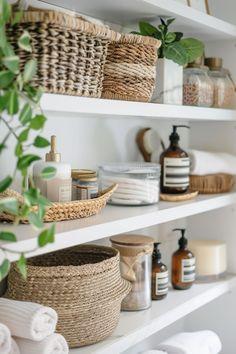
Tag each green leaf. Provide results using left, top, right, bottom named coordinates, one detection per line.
left=2, top=42, right=15, bottom=57
left=166, top=18, right=175, bottom=26
left=0, top=70, right=14, bottom=88
left=30, top=114, right=46, bottom=130
left=139, top=21, right=158, bottom=36
left=0, top=197, right=18, bottom=215
left=40, top=166, right=56, bottom=180
left=33, top=136, right=50, bottom=148
left=0, top=0, right=11, bottom=24
left=163, top=42, right=188, bottom=66
left=0, top=95, right=6, bottom=111
left=0, top=259, right=10, bottom=281
left=11, top=10, right=23, bottom=26
left=38, top=224, right=55, bottom=247
left=174, top=32, right=183, bottom=42
left=23, top=59, right=37, bottom=83
left=0, top=175, right=12, bottom=192
left=18, top=128, right=29, bottom=143
left=19, top=103, right=32, bottom=125
left=28, top=211, right=44, bottom=229
left=0, top=143, right=6, bottom=153
left=17, top=154, right=40, bottom=170
left=165, top=32, right=176, bottom=44
left=180, top=38, right=204, bottom=63
left=7, top=89, right=19, bottom=115
left=0, top=231, right=17, bottom=242
left=17, top=254, right=27, bottom=279
left=24, top=85, right=43, bottom=103
left=15, top=142, right=23, bottom=157
left=2, top=56, right=19, bottom=74
left=23, top=187, right=40, bottom=206
left=18, top=30, right=31, bottom=52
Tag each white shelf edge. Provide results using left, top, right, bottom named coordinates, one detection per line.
left=41, top=94, right=236, bottom=121
left=1, top=192, right=236, bottom=262
left=70, top=275, right=236, bottom=354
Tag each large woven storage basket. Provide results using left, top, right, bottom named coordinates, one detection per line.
left=190, top=174, right=235, bottom=194
left=6, top=245, right=131, bottom=348
left=102, top=34, right=161, bottom=102
left=7, top=11, right=120, bottom=97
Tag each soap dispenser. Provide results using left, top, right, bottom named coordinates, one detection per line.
left=152, top=242, right=168, bottom=300
left=172, top=228, right=195, bottom=290
left=33, top=135, right=72, bottom=202
left=160, top=125, right=190, bottom=194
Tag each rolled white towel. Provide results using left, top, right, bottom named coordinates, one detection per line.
left=15, top=333, right=69, bottom=354
left=0, top=323, right=11, bottom=354
left=189, top=149, right=236, bottom=176
left=9, top=339, right=20, bottom=354
left=0, top=298, right=58, bottom=341
left=157, top=331, right=222, bottom=354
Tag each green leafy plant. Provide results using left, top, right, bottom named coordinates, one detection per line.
left=133, top=18, right=204, bottom=66
left=0, top=0, right=56, bottom=280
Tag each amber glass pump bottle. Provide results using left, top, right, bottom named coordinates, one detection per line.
left=172, top=228, right=195, bottom=290
left=160, top=125, right=190, bottom=194
left=152, top=243, right=168, bottom=300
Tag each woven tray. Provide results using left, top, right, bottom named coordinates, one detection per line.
left=190, top=174, right=235, bottom=194
left=0, top=184, right=117, bottom=223
left=6, top=245, right=131, bottom=348
left=102, top=33, right=161, bottom=102
left=7, top=10, right=120, bottom=98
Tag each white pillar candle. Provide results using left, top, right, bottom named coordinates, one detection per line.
left=189, top=240, right=227, bottom=277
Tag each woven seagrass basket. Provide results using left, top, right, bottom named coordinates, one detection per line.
left=102, top=33, right=161, bottom=102
left=7, top=10, right=120, bottom=97
left=0, top=184, right=117, bottom=223
left=190, top=174, right=235, bottom=194
left=6, top=245, right=131, bottom=348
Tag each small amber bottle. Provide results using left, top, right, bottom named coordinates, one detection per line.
left=172, top=229, right=195, bottom=290
left=152, top=243, right=168, bottom=300
left=160, top=125, right=190, bottom=194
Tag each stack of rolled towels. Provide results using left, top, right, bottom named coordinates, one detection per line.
left=142, top=330, right=222, bottom=354
left=0, top=298, right=68, bottom=354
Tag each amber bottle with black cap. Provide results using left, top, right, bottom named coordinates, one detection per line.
left=172, top=228, right=195, bottom=290
left=152, top=242, right=168, bottom=300
left=160, top=125, right=190, bottom=194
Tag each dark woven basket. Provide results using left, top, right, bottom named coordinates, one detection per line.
left=6, top=245, right=131, bottom=348
left=102, top=33, right=161, bottom=102
left=7, top=10, right=120, bottom=98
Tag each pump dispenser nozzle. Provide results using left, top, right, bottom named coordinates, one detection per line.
left=169, top=125, right=190, bottom=144
left=173, top=228, right=188, bottom=248
left=153, top=242, right=162, bottom=261
left=46, top=135, right=61, bottom=162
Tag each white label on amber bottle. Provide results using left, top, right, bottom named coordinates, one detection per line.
left=181, top=258, right=196, bottom=283
left=163, top=157, right=190, bottom=188
left=155, top=271, right=169, bottom=295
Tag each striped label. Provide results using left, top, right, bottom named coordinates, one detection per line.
left=181, top=258, right=195, bottom=283
left=163, top=157, right=190, bottom=188
left=155, top=271, right=169, bottom=295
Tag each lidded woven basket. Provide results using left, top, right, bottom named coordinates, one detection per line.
left=7, top=10, right=120, bottom=97
left=102, top=33, right=161, bottom=102
left=6, top=245, right=131, bottom=348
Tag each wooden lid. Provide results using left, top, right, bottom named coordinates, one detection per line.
left=110, top=234, right=154, bottom=246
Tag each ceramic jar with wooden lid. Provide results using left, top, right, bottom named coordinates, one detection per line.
left=110, top=234, right=154, bottom=311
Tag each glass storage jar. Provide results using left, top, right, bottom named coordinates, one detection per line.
left=110, top=234, right=154, bottom=311
left=99, top=162, right=160, bottom=206
left=183, top=61, right=214, bottom=107
left=72, top=169, right=98, bottom=200
left=205, top=57, right=235, bottom=108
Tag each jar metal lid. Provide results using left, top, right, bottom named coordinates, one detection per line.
left=72, top=169, right=97, bottom=179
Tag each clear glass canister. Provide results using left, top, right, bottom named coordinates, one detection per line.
left=72, top=169, right=98, bottom=201
left=183, top=64, right=214, bottom=107
left=110, top=234, right=154, bottom=311
left=99, top=163, right=160, bottom=206
left=205, top=57, right=235, bottom=108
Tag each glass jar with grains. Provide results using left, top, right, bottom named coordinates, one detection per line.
left=183, top=58, right=214, bottom=107
left=205, top=57, right=235, bottom=108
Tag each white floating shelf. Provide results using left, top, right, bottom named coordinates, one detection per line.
left=70, top=274, right=236, bottom=354
left=43, top=0, right=236, bottom=40
left=41, top=94, right=236, bottom=122
left=2, top=191, right=236, bottom=262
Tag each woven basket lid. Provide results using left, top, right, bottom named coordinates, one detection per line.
left=110, top=234, right=154, bottom=256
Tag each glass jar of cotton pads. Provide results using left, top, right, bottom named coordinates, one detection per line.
left=99, top=162, right=160, bottom=205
